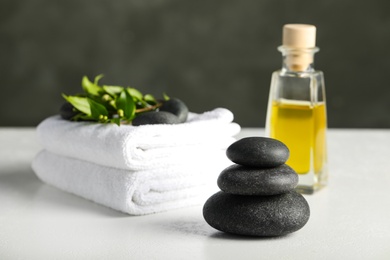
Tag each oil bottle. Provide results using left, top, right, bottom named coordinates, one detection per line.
left=265, top=24, right=328, bottom=194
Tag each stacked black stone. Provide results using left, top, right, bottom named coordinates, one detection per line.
left=203, top=137, right=310, bottom=237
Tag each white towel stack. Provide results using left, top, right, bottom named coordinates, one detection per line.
left=32, top=108, right=240, bottom=215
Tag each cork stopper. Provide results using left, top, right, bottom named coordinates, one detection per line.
left=283, top=24, right=316, bottom=48
left=281, top=24, right=317, bottom=71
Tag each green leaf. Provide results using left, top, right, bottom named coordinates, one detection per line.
left=103, top=85, right=124, bottom=97
left=111, top=117, right=121, bottom=126
left=116, top=90, right=136, bottom=120
left=94, top=74, right=104, bottom=85
left=62, top=75, right=171, bottom=125
left=72, top=113, right=94, bottom=121
left=62, top=94, right=91, bottom=115
left=88, top=98, right=108, bottom=120
left=126, top=87, right=143, bottom=101
left=144, top=94, right=157, bottom=105
left=163, top=93, right=170, bottom=101
left=82, top=76, right=101, bottom=96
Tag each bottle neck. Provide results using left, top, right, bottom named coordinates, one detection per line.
left=278, top=46, right=319, bottom=73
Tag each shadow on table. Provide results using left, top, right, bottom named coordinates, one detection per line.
left=208, top=231, right=292, bottom=241
left=0, top=163, right=127, bottom=218
left=0, top=163, right=41, bottom=199
left=155, top=216, right=291, bottom=241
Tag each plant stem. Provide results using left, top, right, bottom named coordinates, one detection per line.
left=135, top=102, right=162, bottom=113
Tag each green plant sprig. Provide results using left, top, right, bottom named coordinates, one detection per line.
left=62, top=74, right=169, bottom=126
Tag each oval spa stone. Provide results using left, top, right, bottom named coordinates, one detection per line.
left=217, top=164, right=298, bottom=196
left=159, top=98, right=189, bottom=123
left=132, top=111, right=181, bottom=126
left=59, top=102, right=78, bottom=120
left=226, top=137, right=289, bottom=168
left=203, top=191, right=310, bottom=237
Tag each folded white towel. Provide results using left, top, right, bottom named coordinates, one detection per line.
left=37, top=108, right=240, bottom=171
left=32, top=150, right=229, bottom=215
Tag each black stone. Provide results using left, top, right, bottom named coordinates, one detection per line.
left=159, top=98, right=189, bottom=123
left=132, top=111, right=181, bottom=126
left=203, top=191, right=310, bottom=237
left=59, top=102, right=78, bottom=120
left=217, top=164, right=298, bottom=196
left=226, top=137, right=289, bottom=168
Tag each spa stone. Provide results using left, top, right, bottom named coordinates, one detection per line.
left=203, top=191, right=310, bottom=237
left=159, top=98, right=189, bottom=123
left=132, top=111, right=181, bottom=126
left=217, top=164, right=298, bottom=196
left=60, top=102, right=78, bottom=120
left=226, top=137, right=289, bottom=168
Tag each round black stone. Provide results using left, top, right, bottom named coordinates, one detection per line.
left=132, top=111, right=181, bottom=126
left=217, top=164, right=298, bottom=196
left=159, top=98, right=189, bottom=123
left=226, top=137, right=289, bottom=168
left=203, top=191, right=310, bottom=237
left=59, top=102, right=78, bottom=120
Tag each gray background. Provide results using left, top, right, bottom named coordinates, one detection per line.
left=1, top=0, right=390, bottom=127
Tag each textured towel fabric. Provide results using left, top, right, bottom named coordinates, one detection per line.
left=37, top=108, right=240, bottom=171
left=32, top=151, right=229, bottom=215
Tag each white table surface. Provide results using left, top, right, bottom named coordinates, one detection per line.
left=1, top=127, right=390, bottom=260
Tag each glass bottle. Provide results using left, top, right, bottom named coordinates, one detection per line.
left=265, top=24, right=328, bottom=194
